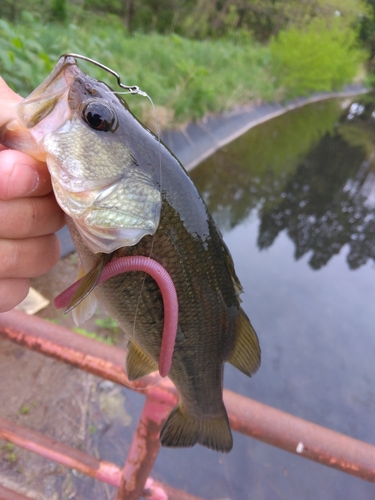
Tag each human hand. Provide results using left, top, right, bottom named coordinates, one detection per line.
left=0, top=77, right=65, bottom=312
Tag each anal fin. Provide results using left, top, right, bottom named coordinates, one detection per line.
left=228, top=308, right=261, bottom=376
left=71, top=286, right=99, bottom=325
left=126, top=341, right=158, bottom=381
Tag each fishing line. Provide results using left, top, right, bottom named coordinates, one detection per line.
left=63, top=53, right=167, bottom=359
left=105, top=92, right=162, bottom=345
left=109, top=92, right=163, bottom=344
left=93, top=67, right=163, bottom=345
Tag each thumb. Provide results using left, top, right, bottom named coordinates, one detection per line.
left=0, top=77, right=23, bottom=129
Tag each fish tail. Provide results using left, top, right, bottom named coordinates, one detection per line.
left=160, top=404, right=233, bottom=453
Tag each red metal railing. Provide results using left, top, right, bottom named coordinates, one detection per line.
left=0, top=309, right=374, bottom=499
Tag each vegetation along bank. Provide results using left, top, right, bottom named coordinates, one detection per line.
left=1, top=0, right=375, bottom=129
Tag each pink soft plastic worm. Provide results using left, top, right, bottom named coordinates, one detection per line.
left=54, top=256, right=178, bottom=378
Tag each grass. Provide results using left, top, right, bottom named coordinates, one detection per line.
left=4, top=443, right=17, bottom=463
left=19, top=405, right=30, bottom=415
left=94, top=316, right=119, bottom=333
left=45, top=314, right=119, bottom=344
left=0, top=13, right=367, bottom=128
left=0, top=14, right=275, bottom=127
left=73, top=325, right=118, bottom=345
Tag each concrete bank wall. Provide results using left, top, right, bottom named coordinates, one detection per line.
left=162, top=84, right=368, bottom=171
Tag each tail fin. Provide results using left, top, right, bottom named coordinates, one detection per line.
left=160, top=404, right=233, bottom=453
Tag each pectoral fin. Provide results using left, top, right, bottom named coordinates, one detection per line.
left=71, top=288, right=99, bottom=326
left=228, top=308, right=261, bottom=376
left=126, top=341, right=158, bottom=381
left=66, top=253, right=113, bottom=313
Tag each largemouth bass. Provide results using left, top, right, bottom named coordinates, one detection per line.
left=0, top=56, right=260, bottom=452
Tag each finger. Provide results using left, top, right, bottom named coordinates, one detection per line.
left=0, top=98, right=23, bottom=132
left=0, top=149, right=51, bottom=199
left=0, top=194, right=65, bottom=239
left=0, top=77, right=22, bottom=131
left=0, top=234, right=61, bottom=279
left=0, top=278, right=30, bottom=313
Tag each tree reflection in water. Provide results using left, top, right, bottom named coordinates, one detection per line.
left=192, top=95, right=375, bottom=270
left=258, top=131, right=375, bottom=269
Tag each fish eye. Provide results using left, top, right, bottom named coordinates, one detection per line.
left=82, top=102, right=116, bottom=132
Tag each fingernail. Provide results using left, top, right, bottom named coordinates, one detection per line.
left=10, top=163, right=39, bottom=197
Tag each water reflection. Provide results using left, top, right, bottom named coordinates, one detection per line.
left=191, top=94, right=375, bottom=270
left=258, top=133, right=375, bottom=269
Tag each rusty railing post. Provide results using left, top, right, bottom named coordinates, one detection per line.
left=116, top=394, right=173, bottom=500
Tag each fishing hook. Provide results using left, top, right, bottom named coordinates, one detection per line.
left=61, top=53, right=146, bottom=95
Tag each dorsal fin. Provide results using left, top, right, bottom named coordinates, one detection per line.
left=228, top=308, right=261, bottom=376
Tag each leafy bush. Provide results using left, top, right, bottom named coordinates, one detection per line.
left=0, top=16, right=275, bottom=126
left=0, top=18, right=52, bottom=94
left=270, top=19, right=367, bottom=99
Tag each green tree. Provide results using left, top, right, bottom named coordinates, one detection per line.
left=359, top=0, right=375, bottom=64
left=180, top=0, right=370, bottom=41
left=270, top=18, right=366, bottom=98
left=0, top=0, right=45, bottom=22
left=0, top=0, right=370, bottom=41
left=51, top=0, right=67, bottom=21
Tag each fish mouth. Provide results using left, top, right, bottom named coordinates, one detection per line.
left=0, top=56, right=80, bottom=161
left=17, top=56, right=79, bottom=129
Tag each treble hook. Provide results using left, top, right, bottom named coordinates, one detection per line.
left=61, top=53, right=146, bottom=95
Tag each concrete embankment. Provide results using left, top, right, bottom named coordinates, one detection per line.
left=161, top=84, right=369, bottom=171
